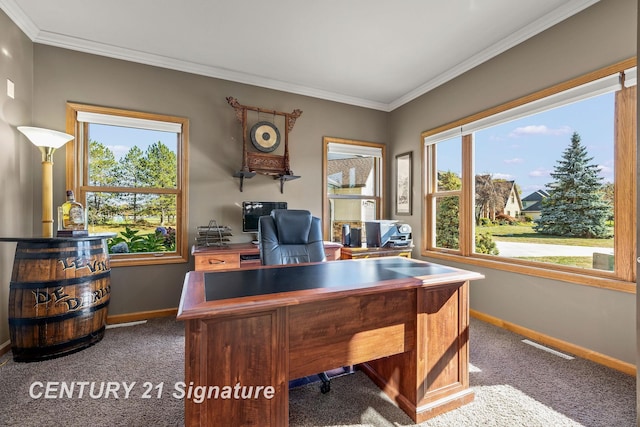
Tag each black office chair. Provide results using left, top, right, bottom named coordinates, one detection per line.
left=258, top=209, right=326, bottom=265
left=258, top=209, right=331, bottom=393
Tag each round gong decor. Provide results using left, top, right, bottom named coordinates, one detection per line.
left=250, top=121, right=281, bottom=152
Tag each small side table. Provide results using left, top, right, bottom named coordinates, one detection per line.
left=0, top=234, right=114, bottom=362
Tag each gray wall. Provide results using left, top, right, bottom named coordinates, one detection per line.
left=0, top=10, right=35, bottom=349
left=30, top=45, right=389, bottom=317
left=389, top=0, right=637, bottom=365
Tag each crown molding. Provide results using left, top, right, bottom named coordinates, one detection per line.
left=0, top=0, right=39, bottom=38
left=37, top=30, right=392, bottom=111
left=1, top=0, right=600, bottom=112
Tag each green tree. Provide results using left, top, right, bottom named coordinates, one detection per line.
left=88, top=140, right=119, bottom=224
left=601, top=181, right=614, bottom=221
left=435, top=171, right=461, bottom=249
left=118, top=145, right=147, bottom=222
left=476, top=232, right=499, bottom=255
left=475, top=174, right=502, bottom=224
left=534, top=132, right=611, bottom=238
left=142, top=142, right=178, bottom=225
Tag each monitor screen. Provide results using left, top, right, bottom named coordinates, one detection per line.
left=242, top=201, right=288, bottom=233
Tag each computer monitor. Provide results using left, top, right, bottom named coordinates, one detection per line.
left=242, top=201, right=288, bottom=233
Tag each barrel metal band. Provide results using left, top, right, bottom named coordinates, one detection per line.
left=10, top=326, right=106, bottom=360
left=9, top=270, right=111, bottom=289
left=16, top=239, right=106, bottom=249
left=8, top=300, right=110, bottom=326
left=15, top=246, right=107, bottom=259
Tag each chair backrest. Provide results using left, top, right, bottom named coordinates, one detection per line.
left=258, top=209, right=326, bottom=265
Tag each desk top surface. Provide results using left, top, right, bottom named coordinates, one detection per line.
left=177, top=257, right=484, bottom=320
left=204, top=257, right=450, bottom=302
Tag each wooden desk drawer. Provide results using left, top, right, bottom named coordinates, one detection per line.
left=324, top=246, right=341, bottom=261
left=194, top=253, right=240, bottom=271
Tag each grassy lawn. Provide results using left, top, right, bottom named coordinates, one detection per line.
left=89, top=223, right=165, bottom=237
left=514, top=256, right=594, bottom=269
left=478, top=223, right=613, bottom=248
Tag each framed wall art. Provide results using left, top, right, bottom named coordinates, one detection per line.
left=395, top=151, right=412, bottom=215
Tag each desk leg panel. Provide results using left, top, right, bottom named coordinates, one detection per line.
left=288, top=290, right=415, bottom=378
left=183, top=309, right=288, bottom=427
left=362, top=281, right=472, bottom=423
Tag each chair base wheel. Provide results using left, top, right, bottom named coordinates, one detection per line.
left=318, top=372, right=331, bottom=394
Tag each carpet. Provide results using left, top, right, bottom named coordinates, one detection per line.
left=0, top=317, right=635, bottom=426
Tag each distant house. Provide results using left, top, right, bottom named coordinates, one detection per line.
left=495, top=180, right=522, bottom=218
left=475, top=177, right=522, bottom=220
left=521, top=190, right=550, bottom=220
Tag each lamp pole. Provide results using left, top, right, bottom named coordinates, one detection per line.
left=18, top=127, right=74, bottom=238
left=39, top=146, right=56, bottom=237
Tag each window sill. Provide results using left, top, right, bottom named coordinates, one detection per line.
left=421, top=250, right=635, bottom=294
left=109, top=253, right=188, bottom=268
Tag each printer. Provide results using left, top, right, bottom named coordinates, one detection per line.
left=364, top=220, right=412, bottom=248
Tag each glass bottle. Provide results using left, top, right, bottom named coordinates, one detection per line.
left=61, top=190, right=85, bottom=230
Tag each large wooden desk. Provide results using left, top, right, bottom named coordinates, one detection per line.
left=177, top=257, right=484, bottom=426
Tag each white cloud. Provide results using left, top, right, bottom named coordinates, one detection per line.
left=504, top=158, right=524, bottom=164
left=597, top=164, right=613, bottom=176
left=529, top=168, right=552, bottom=178
left=108, top=144, right=130, bottom=160
left=492, top=173, right=514, bottom=180
left=508, top=125, right=572, bottom=137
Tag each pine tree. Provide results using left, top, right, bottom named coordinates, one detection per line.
left=143, top=141, right=178, bottom=226
left=533, top=132, right=611, bottom=238
left=88, top=140, right=119, bottom=224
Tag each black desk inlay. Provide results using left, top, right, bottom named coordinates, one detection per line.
left=204, top=257, right=456, bottom=302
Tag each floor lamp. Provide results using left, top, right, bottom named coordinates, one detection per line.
left=18, top=126, right=75, bottom=238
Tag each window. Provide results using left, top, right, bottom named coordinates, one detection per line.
left=423, top=60, right=636, bottom=291
left=66, top=103, right=189, bottom=267
left=425, top=136, right=462, bottom=251
left=323, top=137, right=385, bottom=244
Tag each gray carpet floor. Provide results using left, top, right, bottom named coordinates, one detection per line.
left=0, top=317, right=635, bottom=426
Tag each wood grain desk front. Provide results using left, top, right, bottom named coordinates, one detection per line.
left=177, top=257, right=484, bottom=426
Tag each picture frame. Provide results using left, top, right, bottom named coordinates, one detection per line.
left=395, top=151, right=412, bottom=215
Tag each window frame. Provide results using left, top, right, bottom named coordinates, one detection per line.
left=65, top=102, right=189, bottom=267
left=421, top=59, right=636, bottom=293
left=322, top=136, right=386, bottom=241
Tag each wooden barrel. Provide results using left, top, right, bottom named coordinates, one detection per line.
left=8, top=238, right=111, bottom=362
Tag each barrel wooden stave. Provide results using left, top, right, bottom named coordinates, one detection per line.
left=8, top=239, right=111, bottom=362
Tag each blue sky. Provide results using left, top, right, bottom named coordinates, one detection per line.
left=437, top=91, right=615, bottom=196
left=89, top=124, right=177, bottom=160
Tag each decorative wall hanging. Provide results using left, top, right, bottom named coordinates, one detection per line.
left=226, top=97, right=303, bottom=193
left=395, top=151, right=413, bottom=215
left=250, top=121, right=281, bottom=153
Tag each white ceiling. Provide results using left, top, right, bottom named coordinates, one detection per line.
left=1, top=0, right=600, bottom=111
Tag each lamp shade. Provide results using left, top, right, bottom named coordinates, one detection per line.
left=18, top=126, right=74, bottom=149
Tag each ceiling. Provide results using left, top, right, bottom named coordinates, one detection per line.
left=1, top=0, right=600, bottom=111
